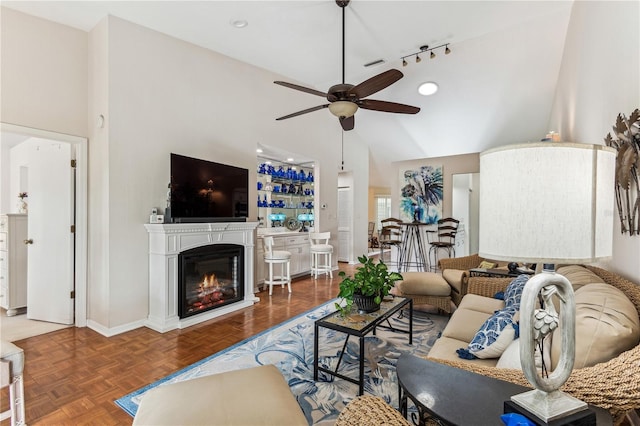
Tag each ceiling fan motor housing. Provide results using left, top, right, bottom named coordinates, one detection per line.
left=328, top=83, right=355, bottom=102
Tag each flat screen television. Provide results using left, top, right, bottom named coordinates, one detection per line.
left=169, top=153, right=248, bottom=223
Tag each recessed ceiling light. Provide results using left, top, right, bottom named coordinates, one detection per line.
left=418, top=81, right=439, bottom=96
left=256, top=148, right=263, bottom=153
left=230, top=19, right=248, bottom=29
left=286, top=157, right=294, bottom=162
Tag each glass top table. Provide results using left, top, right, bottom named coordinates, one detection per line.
left=314, top=297, right=412, bottom=395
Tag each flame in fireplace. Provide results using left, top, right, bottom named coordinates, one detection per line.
left=200, top=273, right=220, bottom=290
left=196, top=273, right=224, bottom=307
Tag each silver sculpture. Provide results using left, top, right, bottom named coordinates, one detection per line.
left=511, top=269, right=588, bottom=422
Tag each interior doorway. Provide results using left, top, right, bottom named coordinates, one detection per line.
left=0, top=123, right=87, bottom=328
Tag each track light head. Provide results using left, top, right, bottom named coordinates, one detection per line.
left=402, top=58, right=408, bottom=67
left=415, top=55, right=421, bottom=63
left=430, top=51, right=436, bottom=59
left=445, top=45, right=451, bottom=55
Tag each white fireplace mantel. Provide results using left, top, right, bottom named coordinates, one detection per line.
left=144, top=222, right=258, bottom=332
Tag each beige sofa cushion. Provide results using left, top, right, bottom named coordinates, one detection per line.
left=551, top=283, right=640, bottom=369
left=133, top=364, right=307, bottom=426
left=428, top=336, right=499, bottom=367
left=442, top=308, right=494, bottom=343
left=457, top=293, right=505, bottom=315
left=396, top=272, right=451, bottom=297
left=557, top=265, right=605, bottom=293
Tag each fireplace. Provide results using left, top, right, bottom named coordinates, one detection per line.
left=144, top=221, right=257, bottom=332
left=178, top=244, right=244, bottom=319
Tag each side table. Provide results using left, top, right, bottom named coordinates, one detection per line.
left=469, top=267, right=534, bottom=279
left=396, top=354, right=612, bottom=425
left=314, top=297, right=412, bottom=395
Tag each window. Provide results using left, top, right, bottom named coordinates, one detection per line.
left=375, top=196, right=391, bottom=231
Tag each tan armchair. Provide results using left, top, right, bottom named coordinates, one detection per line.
left=437, top=254, right=484, bottom=305
left=438, top=253, right=510, bottom=305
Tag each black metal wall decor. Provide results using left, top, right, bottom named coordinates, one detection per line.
left=605, top=108, right=640, bottom=235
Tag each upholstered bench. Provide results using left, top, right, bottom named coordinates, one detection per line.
left=393, top=271, right=452, bottom=314
left=133, top=364, right=307, bottom=426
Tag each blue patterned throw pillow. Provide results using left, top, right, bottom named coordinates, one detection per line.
left=457, top=308, right=519, bottom=359
left=504, top=274, right=529, bottom=310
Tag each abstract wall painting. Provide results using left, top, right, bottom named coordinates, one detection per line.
left=400, top=165, right=443, bottom=224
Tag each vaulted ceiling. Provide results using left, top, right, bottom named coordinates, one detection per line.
left=3, top=1, right=574, bottom=172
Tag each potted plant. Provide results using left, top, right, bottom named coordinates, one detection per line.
left=336, top=255, right=403, bottom=314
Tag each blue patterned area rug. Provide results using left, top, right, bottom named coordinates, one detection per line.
left=115, top=300, right=448, bottom=425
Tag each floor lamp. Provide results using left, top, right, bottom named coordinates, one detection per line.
left=479, top=142, right=616, bottom=422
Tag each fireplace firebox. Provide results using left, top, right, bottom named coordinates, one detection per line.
left=178, top=244, right=244, bottom=319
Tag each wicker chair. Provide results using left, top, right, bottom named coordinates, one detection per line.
left=336, top=265, right=640, bottom=425
left=437, top=253, right=485, bottom=305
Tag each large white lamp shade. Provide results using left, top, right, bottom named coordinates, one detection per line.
left=479, top=142, right=615, bottom=264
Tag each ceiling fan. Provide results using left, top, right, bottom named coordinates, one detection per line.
left=274, top=0, right=420, bottom=131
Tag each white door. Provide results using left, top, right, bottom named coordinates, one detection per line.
left=337, top=186, right=352, bottom=262
left=26, top=140, right=74, bottom=324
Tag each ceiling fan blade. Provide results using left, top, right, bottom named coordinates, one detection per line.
left=276, top=104, right=329, bottom=121
left=274, top=81, right=328, bottom=98
left=359, top=99, right=420, bottom=114
left=339, top=115, right=355, bottom=131
left=349, top=69, right=404, bottom=99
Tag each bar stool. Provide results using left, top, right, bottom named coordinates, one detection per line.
left=309, top=232, right=333, bottom=278
left=428, top=217, right=460, bottom=271
left=1, top=340, right=25, bottom=426
left=263, top=236, right=291, bottom=295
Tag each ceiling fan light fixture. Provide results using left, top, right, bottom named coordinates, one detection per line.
left=418, top=81, right=439, bottom=96
left=328, top=101, right=358, bottom=118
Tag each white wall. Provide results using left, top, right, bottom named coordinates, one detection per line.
left=549, top=1, right=640, bottom=282
left=0, top=7, right=88, bottom=137
left=1, top=8, right=345, bottom=334
left=92, top=16, right=341, bottom=330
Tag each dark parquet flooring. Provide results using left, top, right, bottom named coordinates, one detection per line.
left=2, top=263, right=356, bottom=425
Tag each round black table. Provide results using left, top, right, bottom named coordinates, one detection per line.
left=396, top=353, right=611, bottom=426
left=398, top=222, right=432, bottom=272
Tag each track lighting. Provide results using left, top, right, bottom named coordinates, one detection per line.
left=400, top=43, right=451, bottom=67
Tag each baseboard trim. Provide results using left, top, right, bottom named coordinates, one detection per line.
left=86, top=319, right=146, bottom=337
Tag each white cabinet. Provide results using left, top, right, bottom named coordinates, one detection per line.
left=283, top=235, right=310, bottom=276
left=255, top=233, right=311, bottom=291
left=0, top=214, right=28, bottom=316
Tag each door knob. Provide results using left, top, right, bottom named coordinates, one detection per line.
left=24, top=239, right=33, bottom=245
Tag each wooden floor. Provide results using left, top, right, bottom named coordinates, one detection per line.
left=5, top=260, right=637, bottom=425
left=2, top=263, right=356, bottom=425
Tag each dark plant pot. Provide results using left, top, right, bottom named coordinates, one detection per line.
left=353, top=293, right=381, bottom=313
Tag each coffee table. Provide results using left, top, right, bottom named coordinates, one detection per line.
left=314, top=297, right=412, bottom=395
left=396, top=354, right=612, bottom=425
